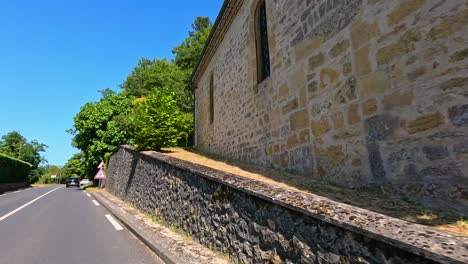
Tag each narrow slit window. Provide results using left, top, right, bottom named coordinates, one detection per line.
left=255, top=1, right=271, bottom=83
left=209, top=73, right=214, bottom=124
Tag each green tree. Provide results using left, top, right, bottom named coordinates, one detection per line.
left=121, top=58, right=192, bottom=112
left=172, top=17, right=213, bottom=73
left=0, top=131, right=26, bottom=157
left=0, top=131, right=47, bottom=183
left=62, top=152, right=86, bottom=179
left=36, top=165, right=61, bottom=184
left=131, top=88, right=193, bottom=151
left=69, top=91, right=134, bottom=177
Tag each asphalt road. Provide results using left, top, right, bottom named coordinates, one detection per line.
left=0, top=186, right=162, bottom=264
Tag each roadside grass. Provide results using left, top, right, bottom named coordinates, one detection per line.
left=160, top=147, right=468, bottom=237
left=82, top=185, right=100, bottom=192
left=143, top=211, right=192, bottom=240
left=31, top=183, right=62, bottom=187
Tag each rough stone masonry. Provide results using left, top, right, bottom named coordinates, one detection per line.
left=192, top=0, right=468, bottom=212
left=106, top=146, right=468, bottom=264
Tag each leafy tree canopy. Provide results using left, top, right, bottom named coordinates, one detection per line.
left=35, top=165, right=62, bottom=184
left=62, top=152, right=86, bottom=178
left=0, top=131, right=47, bottom=169
left=172, top=16, right=213, bottom=73
left=131, top=88, right=193, bottom=151
left=0, top=131, right=47, bottom=183
left=121, top=58, right=184, bottom=97
left=69, top=90, right=134, bottom=176
left=120, top=58, right=192, bottom=112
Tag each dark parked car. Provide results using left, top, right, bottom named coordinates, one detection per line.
left=66, top=177, right=80, bottom=188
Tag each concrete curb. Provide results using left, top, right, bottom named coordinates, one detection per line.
left=91, top=191, right=182, bottom=264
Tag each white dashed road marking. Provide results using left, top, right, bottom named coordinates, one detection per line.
left=105, top=214, right=124, bottom=231
left=92, top=200, right=100, bottom=206
left=86, top=193, right=91, bottom=197
left=0, top=187, right=62, bottom=222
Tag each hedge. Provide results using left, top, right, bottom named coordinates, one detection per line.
left=0, top=153, right=32, bottom=184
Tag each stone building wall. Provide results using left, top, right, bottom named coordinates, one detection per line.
left=194, top=0, right=468, bottom=209
left=105, top=146, right=467, bottom=264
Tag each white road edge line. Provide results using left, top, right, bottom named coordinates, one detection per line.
left=0, top=187, right=62, bottom=222
left=92, top=200, right=100, bottom=206
left=86, top=193, right=91, bottom=197
left=105, top=214, right=124, bottom=231
left=12, top=191, right=21, bottom=193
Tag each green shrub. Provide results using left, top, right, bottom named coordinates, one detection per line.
left=0, top=153, right=32, bottom=183
left=131, top=88, right=193, bottom=151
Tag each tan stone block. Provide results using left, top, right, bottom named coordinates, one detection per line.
left=331, top=111, right=345, bottom=129
left=359, top=72, right=391, bottom=97
left=427, top=10, right=468, bottom=40
left=424, top=46, right=448, bottom=61
left=311, top=116, right=331, bottom=137
left=315, top=145, right=345, bottom=167
left=406, top=56, right=417, bottom=65
left=286, top=135, right=299, bottom=149
left=308, top=53, right=325, bottom=72
left=383, top=91, right=414, bottom=110
left=343, top=62, right=352, bottom=75
left=333, top=129, right=360, bottom=140
left=329, top=40, right=350, bottom=58
left=299, top=86, right=307, bottom=109
left=320, top=68, right=340, bottom=89
left=272, top=130, right=280, bottom=138
left=290, top=110, right=309, bottom=131
left=354, top=45, right=371, bottom=77
left=299, top=129, right=310, bottom=144
left=295, top=37, right=322, bottom=60
left=362, top=99, right=378, bottom=116
left=278, top=84, right=288, bottom=98
left=348, top=104, right=361, bottom=125
left=289, top=65, right=305, bottom=92
left=377, top=24, right=407, bottom=43
left=352, top=158, right=362, bottom=167
left=449, top=48, right=468, bottom=62
left=351, top=19, right=380, bottom=49
left=273, top=144, right=280, bottom=153
left=407, top=112, right=445, bottom=134
left=376, top=30, right=421, bottom=65
left=317, top=166, right=327, bottom=177
left=407, top=67, right=426, bottom=82
left=282, top=98, right=298, bottom=114
left=440, top=77, right=468, bottom=91
left=265, top=145, right=273, bottom=155
left=387, top=0, right=426, bottom=26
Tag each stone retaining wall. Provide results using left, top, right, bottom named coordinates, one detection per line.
left=0, top=182, right=28, bottom=194
left=107, top=146, right=468, bottom=264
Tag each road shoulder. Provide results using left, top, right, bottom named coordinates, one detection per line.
left=92, top=190, right=228, bottom=264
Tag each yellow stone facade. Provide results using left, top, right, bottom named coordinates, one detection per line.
left=193, top=0, right=468, bottom=209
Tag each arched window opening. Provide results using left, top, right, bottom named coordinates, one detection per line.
left=255, top=0, right=271, bottom=83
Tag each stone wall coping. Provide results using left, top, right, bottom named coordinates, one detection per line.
left=121, top=145, right=468, bottom=264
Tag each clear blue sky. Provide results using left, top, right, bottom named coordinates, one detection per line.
left=0, top=0, right=223, bottom=166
